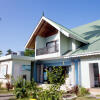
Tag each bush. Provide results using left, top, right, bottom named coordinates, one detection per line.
left=14, top=78, right=37, bottom=99
left=37, top=85, right=63, bottom=100
left=78, top=87, right=90, bottom=96
left=47, top=66, right=66, bottom=85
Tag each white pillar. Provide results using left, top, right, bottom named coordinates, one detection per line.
left=72, top=40, right=76, bottom=51
left=71, top=62, right=75, bottom=86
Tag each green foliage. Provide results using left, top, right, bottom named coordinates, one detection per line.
left=14, top=78, right=63, bottom=100
left=24, top=49, right=34, bottom=57
left=0, top=82, right=2, bottom=89
left=37, top=85, right=63, bottom=100
left=47, top=66, right=65, bottom=85
left=7, top=49, right=12, bottom=55
left=14, top=78, right=38, bottom=99
left=78, top=87, right=90, bottom=96
left=0, top=50, right=2, bottom=56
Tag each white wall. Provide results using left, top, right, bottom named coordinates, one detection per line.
left=13, top=59, right=31, bottom=81
left=80, top=55, right=100, bottom=88
left=0, top=59, right=31, bottom=87
left=60, top=33, right=72, bottom=55
left=0, top=61, right=13, bottom=85
left=36, top=36, right=46, bottom=49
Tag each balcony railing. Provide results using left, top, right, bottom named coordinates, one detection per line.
left=36, top=45, right=59, bottom=56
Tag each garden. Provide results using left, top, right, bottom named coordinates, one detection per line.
left=0, top=66, right=100, bottom=100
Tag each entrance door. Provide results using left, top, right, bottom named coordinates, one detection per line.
left=89, top=63, right=100, bottom=88
left=93, top=63, right=100, bottom=87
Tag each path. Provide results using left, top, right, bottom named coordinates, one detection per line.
left=0, top=94, right=15, bottom=100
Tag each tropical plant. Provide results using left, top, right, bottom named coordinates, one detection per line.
left=47, top=66, right=66, bottom=85
left=0, top=50, right=2, bottom=56
left=78, top=87, right=90, bottom=96
left=24, top=49, right=35, bottom=57
left=14, top=78, right=38, bottom=99
left=37, top=85, right=63, bottom=100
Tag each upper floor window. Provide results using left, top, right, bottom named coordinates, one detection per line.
left=46, top=40, right=59, bottom=53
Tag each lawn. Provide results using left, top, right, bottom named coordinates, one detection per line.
left=0, top=89, right=14, bottom=94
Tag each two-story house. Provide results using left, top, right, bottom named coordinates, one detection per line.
left=25, top=16, right=89, bottom=88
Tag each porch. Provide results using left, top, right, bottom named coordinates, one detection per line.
left=32, top=58, right=80, bottom=87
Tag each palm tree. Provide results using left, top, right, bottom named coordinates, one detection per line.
left=0, top=50, right=2, bottom=56
left=7, top=49, right=12, bottom=55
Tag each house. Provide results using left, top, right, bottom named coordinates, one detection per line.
left=0, top=54, right=34, bottom=87
left=1, top=16, right=100, bottom=93
left=25, top=16, right=88, bottom=87
left=25, top=16, right=100, bottom=92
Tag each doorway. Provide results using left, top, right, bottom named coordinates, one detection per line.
left=89, top=63, right=100, bottom=88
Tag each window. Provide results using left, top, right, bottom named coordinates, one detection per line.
left=0, top=65, right=8, bottom=79
left=46, top=40, right=59, bottom=53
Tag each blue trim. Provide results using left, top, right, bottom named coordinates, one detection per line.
left=37, top=59, right=71, bottom=67
left=33, top=62, right=37, bottom=82
left=74, top=60, right=79, bottom=85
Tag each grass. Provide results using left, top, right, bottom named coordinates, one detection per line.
left=0, top=89, right=14, bottom=94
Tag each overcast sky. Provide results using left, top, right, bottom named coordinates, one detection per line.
left=0, top=0, right=100, bottom=55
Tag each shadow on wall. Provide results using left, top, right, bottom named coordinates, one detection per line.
left=82, top=25, right=100, bottom=40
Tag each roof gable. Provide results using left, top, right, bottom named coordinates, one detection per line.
left=25, top=16, right=89, bottom=49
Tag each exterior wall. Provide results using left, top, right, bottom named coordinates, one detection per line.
left=0, top=60, right=13, bottom=86
left=0, top=59, right=31, bottom=87
left=35, top=32, right=60, bottom=60
left=36, top=36, right=46, bottom=49
left=60, top=33, right=72, bottom=55
left=13, top=59, right=31, bottom=81
left=80, top=55, right=100, bottom=88
left=45, top=33, right=59, bottom=43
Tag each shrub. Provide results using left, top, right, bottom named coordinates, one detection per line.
left=47, top=66, right=66, bottom=85
left=78, top=87, right=90, bottom=96
left=13, top=78, right=39, bottom=99
left=37, top=85, right=63, bottom=100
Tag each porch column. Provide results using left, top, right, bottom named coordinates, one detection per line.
left=33, top=62, right=37, bottom=82
left=40, top=65, right=43, bottom=83
left=71, top=62, right=76, bottom=86
left=37, top=65, right=40, bottom=83
left=75, top=61, right=79, bottom=85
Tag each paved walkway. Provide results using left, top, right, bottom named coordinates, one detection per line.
left=0, top=94, right=15, bottom=100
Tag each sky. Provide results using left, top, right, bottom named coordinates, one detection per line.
left=0, top=0, right=100, bottom=55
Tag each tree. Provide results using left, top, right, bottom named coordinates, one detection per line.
left=24, top=49, right=35, bottom=57
left=7, top=49, right=12, bottom=55
left=0, top=50, right=2, bottom=56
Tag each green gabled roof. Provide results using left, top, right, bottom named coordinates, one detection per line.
left=71, top=20, right=100, bottom=55
left=71, top=20, right=100, bottom=43
left=45, top=17, right=89, bottom=44
left=71, top=39, right=100, bottom=56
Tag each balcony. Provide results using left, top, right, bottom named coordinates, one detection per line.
left=36, top=44, right=59, bottom=56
